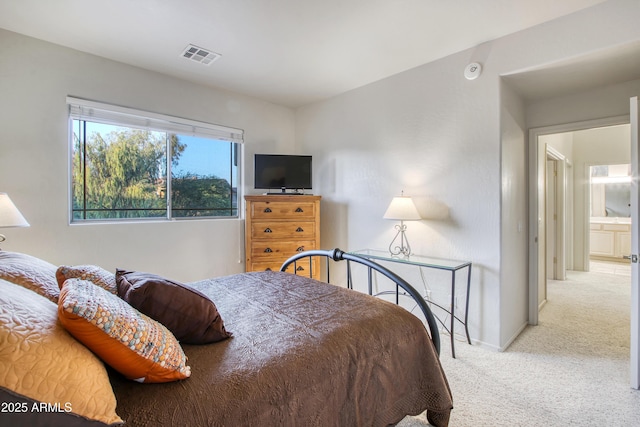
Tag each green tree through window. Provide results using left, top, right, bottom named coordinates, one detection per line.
left=72, top=120, right=239, bottom=221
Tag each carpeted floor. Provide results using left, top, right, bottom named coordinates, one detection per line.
left=399, top=265, right=640, bottom=426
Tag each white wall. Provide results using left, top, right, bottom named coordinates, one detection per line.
left=500, top=82, right=528, bottom=347
left=296, top=0, right=640, bottom=349
left=0, top=28, right=296, bottom=282
left=543, top=133, right=575, bottom=164
left=1, top=1, right=639, bottom=350
left=296, top=49, right=503, bottom=347
left=527, top=79, right=640, bottom=130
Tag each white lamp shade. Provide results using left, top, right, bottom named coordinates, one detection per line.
left=0, top=193, right=30, bottom=228
left=383, top=196, right=421, bottom=221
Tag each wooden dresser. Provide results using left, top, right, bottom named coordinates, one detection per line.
left=245, top=195, right=321, bottom=279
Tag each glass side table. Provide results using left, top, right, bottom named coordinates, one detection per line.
left=349, top=249, right=472, bottom=358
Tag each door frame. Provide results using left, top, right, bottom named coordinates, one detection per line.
left=546, top=146, right=567, bottom=282
left=528, top=115, right=629, bottom=326
left=630, top=96, right=639, bottom=389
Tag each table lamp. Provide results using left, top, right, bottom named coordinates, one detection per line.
left=383, top=193, right=421, bottom=256
left=0, top=193, right=30, bottom=243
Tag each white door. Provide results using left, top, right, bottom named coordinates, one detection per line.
left=631, top=96, right=640, bottom=389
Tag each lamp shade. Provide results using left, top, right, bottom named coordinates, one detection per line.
left=383, top=196, right=421, bottom=221
left=0, top=193, right=30, bottom=228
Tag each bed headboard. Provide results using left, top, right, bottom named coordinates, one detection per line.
left=280, top=248, right=441, bottom=355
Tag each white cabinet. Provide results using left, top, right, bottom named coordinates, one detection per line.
left=618, top=232, right=632, bottom=259
left=590, top=220, right=631, bottom=262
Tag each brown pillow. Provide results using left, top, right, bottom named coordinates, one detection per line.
left=116, top=269, right=231, bottom=344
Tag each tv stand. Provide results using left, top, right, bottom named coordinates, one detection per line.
left=266, top=192, right=307, bottom=195
left=264, top=188, right=310, bottom=195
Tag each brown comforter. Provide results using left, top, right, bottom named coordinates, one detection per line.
left=108, top=271, right=452, bottom=426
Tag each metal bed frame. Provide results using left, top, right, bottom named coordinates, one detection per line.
left=280, top=248, right=441, bottom=356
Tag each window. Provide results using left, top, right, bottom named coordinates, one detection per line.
left=68, top=97, right=243, bottom=222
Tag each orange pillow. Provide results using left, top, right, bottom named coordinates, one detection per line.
left=58, top=278, right=191, bottom=383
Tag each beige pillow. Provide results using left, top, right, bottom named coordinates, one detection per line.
left=0, top=251, right=59, bottom=302
left=0, top=278, right=122, bottom=425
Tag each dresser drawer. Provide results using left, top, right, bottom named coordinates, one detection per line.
left=250, top=201, right=317, bottom=219
left=281, top=257, right=320, bottom=278
left=250, top=260, right=289, bottom=274
left=251, top=221, right=316, bottom=239
left=250, top=258, right=320, bottom=279
left=251, top=240, right=315, bottom=259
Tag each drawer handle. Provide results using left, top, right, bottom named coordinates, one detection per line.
left=295, top=207, right=304, bottom=213
left=296, top=266, right=305, bottom=271
left=264, top=248, right=273, bottom=253
left=264, top=228, right=272, bottom=233
left=296, top=227, right=304, bottom=232
left=265, top=267, right=272, bottom=271
left=263, top=208, right=272, bottom=213
left=296, top=246, right=305, bottom=252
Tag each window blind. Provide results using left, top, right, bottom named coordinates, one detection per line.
left=67, top=96, right=244, bottom=143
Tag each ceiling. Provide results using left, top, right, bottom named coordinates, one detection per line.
left=503, top=40, right=640, bottom=102
left=0, top=0, right=617, bottom=107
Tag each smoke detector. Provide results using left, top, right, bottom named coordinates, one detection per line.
left=181, top=44, right=221, bottom=65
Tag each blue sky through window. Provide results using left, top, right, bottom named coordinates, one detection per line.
left=174, top=135, right=232, bottom=179
left=82, top=122, right=234, bottom=182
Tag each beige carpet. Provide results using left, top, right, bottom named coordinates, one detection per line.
left=399, top=266, right=640, bottom=426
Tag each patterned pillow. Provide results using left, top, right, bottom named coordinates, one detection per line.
left=58, top=278, right=191, bottom=383
left=0, top=251, right=59, bottom=303
left=56, top=264, right=117, bottom=294
left=0, top=278, right=122, bottom=425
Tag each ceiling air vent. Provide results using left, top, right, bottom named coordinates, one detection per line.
left=181, top=44, right=221, bottom=65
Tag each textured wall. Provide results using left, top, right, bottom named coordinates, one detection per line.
left=296, top=0, right=640, bottom=348
left=0, top=29, right=296, bottom=282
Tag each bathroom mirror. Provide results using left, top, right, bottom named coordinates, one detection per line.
left=590, top=164, right=631, bottom=218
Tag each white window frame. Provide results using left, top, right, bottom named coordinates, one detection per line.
left=67, top=96, right=244, bottom=223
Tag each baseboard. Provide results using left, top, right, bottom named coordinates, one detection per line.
left=539, top=299, right=547, bottom=311
left=499, top=321, right=529, bottom=352
left=467, top=339, right=502, bottom=352
left=445, top=320, right=529, bottom=353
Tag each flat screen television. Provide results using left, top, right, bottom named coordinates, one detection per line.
left=254, top=154, right=312, bottom=192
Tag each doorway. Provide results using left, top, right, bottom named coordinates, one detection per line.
left=529, top=116, right=636, bottom=386
left=529, top=117, right=631, bottom=326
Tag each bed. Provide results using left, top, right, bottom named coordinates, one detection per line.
left=0, top=249, right=452, bottom=427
